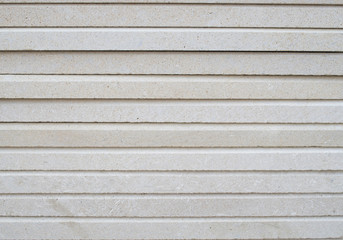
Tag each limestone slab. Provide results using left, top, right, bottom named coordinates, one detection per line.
left=0, top=196, right=341, bottom=217
left=1, top=52, right=343, bottom=75
left=1, top=148, right=342, bottom=171
left=1, top=100, right=343, bottom=123
left=1, top=75, right=343, bottom=99
left=0, top=173, right=342, bottom=193
left=0, top=220, right=342, bottom=239
left=0, top=123, right=342, bottom=147
left=2, top=29, right=343, bottom=52
left=1, top=5, right=342, bottom=28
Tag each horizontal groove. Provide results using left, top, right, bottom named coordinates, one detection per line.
left=1, top=146, right=343, bottom=148
left=6, top=99, right=339, bottom=101
left=3, top=99, right=343, bottom=102
left=1, top=122, right=342, bottom=128
left=3, top=216, right=343, bottom=219
left=0, top=2, right=342, bottom=6
left=0, top=147, right=342, bottom=152
left=0, top=2, right=342, bottom=5
left=3, top=51, right=343, bottom=54
left=2, top=28, right=343, bottom=32
left=1, top=74, right=342, bottom=78
left=2, top=50, right=343, bottom=53
left=2, top=26, right=343, bottom=30
left=5, top=99, right=343, bottom=101
left=0, top=171, right=342, bottom=175
left=2, top=51, right=342, bottom=53
left=0, top=170, right=341, bottom=173
left=0, top=216, right=342, bottom=222
left=2, top=193, right=342, bottom=196
left=2, top=99, right=343, bottom=104
left=2, top=74, right=343, bottom=76
left=0, top=193, right=341, bottom=198
left=0, top=2, right=343, bottom=6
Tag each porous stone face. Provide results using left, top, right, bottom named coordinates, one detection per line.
left=0, top=0, right=342, bottom=239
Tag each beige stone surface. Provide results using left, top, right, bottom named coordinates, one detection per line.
left=1, top=5, right=342, bottom=28
left=0, top=123, right=342, bottom=147
left=1, top=173, right=342, bottom=193
left=2, top=29, right=343, bottom=51
left=1, top=75, right=343, bottom=99
left=1, top=148, right=343, bottom=171
left=1, top=196, right=342, bottom=217
left=1, top=0, right=342, bottom=239
left=1, top=52, right=343, bottom=75
left=1, top=100, right=343, bottom=123
left=0, top=220, right=342, bottom=239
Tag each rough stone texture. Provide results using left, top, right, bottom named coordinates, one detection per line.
left=0, top=1, right=342, bottom=239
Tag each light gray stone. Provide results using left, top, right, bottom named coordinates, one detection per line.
left=1, top=52, right=343, bottom=75
left=0, top=123, right=342, bottom=147
left=2, top=29, right=343, bottom=51
left=1, top=75, right=343, bottom=99
left=1, top=100, right=343, bottom=123
left=1, top=4, right=342, bottom=28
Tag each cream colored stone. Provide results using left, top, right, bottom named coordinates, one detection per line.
left=1, top=196, right=342, bottom=217
left=1, top=100, right=342, bottom=123
left=2, top=29, right=343, bottom=51
left=1, top=0, right=342, bottom=239
left=1, top=75, right=343, bottom=99
left=1, top=5, right=342, bottom=28
left=1, top=52, right=343, bottom=75
left=0, top=220, right=342, bottom=239
left=0, top=123, right=342, bottom=147
left=0, top=173, right=342, bottom=193
left=1, top=148, right=342, bottom=171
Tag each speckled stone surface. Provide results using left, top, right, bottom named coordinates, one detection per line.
left=0, top=1, right=342, bottom=239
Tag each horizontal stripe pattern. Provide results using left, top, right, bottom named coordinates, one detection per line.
left=1, top=0, right=342, bottom=239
